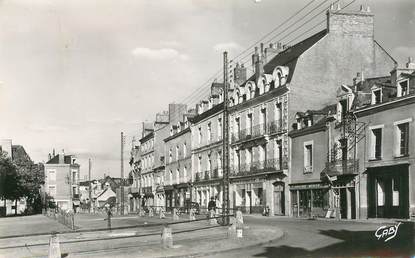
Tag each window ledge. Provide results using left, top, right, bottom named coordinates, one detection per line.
left=394, top=154, right=409, bottom=159
left=368, top=158, right=382, bottom=162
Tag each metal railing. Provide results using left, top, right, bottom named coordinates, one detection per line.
left=231, top=120, right=285, bottom=143
left=45, top=208, right=75, bottom=230
left=195, top=169, right=221, bottom=182
left=325, top=159, right=359, bottom=176
left=230, top=158, right=288, bottom=176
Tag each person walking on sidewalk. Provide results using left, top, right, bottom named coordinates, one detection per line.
left=208, top=197, right=216, bottom=212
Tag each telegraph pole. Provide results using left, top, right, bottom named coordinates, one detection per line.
left=121, top=132, right=125, bottom=215
left=222, top=51, right=230, bottom=225
left=88, top=158, right=92, bottom=213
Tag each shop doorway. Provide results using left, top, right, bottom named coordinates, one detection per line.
left=273, top=183, right=285, bottom=215
left=368, top=165, right=409, bottom=219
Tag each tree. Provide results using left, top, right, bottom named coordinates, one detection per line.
left=0, top=150, right=45, bottom=215
left=0, top=151, right=22, bottom=214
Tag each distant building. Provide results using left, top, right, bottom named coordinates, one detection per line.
left=44, top=150, right=80, bottom=211
left=164, top=108, right=194, bottom=208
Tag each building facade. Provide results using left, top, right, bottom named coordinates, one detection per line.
left=164, top=113, right=193, bottom=209
left=227, top=6, right=395, bottom=216
left=44, top=151, right=80, bottom=211
left=355, top=60, right=415, bottom=219
left=190, top=83, right=225, bottom=210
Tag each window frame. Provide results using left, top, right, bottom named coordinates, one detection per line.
left=394, top=118, right=412, bottom=157
left=303, top=140, right=313, bottom=174
left=368, top=125, right=384, bottom=160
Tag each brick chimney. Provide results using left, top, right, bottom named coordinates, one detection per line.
left=406, top=57, right=415, bottom=69
left=326, top=4, right=374, bottom=38
left=252, top=46, right=264, bottom=82
left=233, top=62, right=247, bottom=86
left=59, top=149, right=65, bottom=164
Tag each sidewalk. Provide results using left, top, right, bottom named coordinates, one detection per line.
left=68, top=223, right=284, bottom=258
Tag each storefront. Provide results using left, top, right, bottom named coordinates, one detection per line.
left=290, top=182, right=330, bottom=218
left=367, top=165, right=409, bottom=219
left=233, top=181, right=265, bottom=214
left=155, top=185, right=165, bottom=209
left=164, top=185, right=174, bottom=211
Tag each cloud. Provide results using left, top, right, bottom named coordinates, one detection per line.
left=131, top=47, right=189, bottom=61
left=213, top=42, right=242, bottom=52
left=392, top=46, right=415, bottom=63
left=160, top=40, right=182, bottom=48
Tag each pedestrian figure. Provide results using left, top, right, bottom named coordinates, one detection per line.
left=104, top=203, right=112, bottom=231
left=208, top=197, right=216, bottom=212
left=262, top=206, right=270, bottom=216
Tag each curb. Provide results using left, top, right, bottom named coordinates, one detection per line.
left=155, top=227, right=285, bottom=258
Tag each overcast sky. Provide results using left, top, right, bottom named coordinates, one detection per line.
left=0, top=0, right=414, bottom=180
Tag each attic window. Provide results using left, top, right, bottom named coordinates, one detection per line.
left=398, top=80, right=409, bottom=97
left=372, top=89, right=382, bottom=105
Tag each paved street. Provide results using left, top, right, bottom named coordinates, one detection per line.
left=0, top=213, right=413, bottom=257
left=208, top=216, right=415, bottom=258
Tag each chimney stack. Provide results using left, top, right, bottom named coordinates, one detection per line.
left=406, top=57, right=415, bottom=69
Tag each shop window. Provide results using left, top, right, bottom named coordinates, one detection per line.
left=392, top=177, right=400, bottom=206
left=377, top=180, right=385, bottom=206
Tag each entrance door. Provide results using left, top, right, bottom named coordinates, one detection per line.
left=247, top=191, right=252, bottom=214
left=274, top=191, right=285, bottom=215
left=340, top=188, right=347, bottom=219
left=368, top=165, right=409, bottom=219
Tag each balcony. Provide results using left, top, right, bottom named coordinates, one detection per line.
left=325, top=159, right=359, bottom=177
left=231, top=120, right=285, bottom=144
left=195, top=169, right=221, bottom=183
left=230, top=158, right=288, bottom=177
left=72, top=193, right=80, bottom=200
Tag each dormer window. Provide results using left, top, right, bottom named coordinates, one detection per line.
left=307, top=118, right=312, bottom=127
left=372, top=89, right=382, bottom=104
left=398, top=80, right=409, bottom=97
left=297, top=119, right=302, bottom=130
left=170, top=127, right=174, bottom=136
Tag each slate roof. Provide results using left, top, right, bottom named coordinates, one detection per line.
left=46, top=154, right=75, bottom=165
left=244, top=29, right=328, bottom=84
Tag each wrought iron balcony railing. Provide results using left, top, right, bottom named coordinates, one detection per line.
left=231, top=120, right=285, bottom=143
left=325, top=159, right=359, bottom=176
left=230, top=158, right=288, bottom=176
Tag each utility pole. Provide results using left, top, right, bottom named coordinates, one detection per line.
left=88, top=158, right=92, bottom=213
left=222, top=51, right=230, bottom=225
left=121, top=132, right=125, bottom=215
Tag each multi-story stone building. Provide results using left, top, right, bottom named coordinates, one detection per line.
left=138, top=123, right=155, bottom=208
left=164, top=110, right=194, bottom=209
left=228, top=5, right=395, bottom=216
left=190, top=82, right=225, bottom=210
left=44, top=150, right=80, bottom=211
left=355, top=59, right=415, bottom=219
left=289, top=58, right=415, bottom=220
